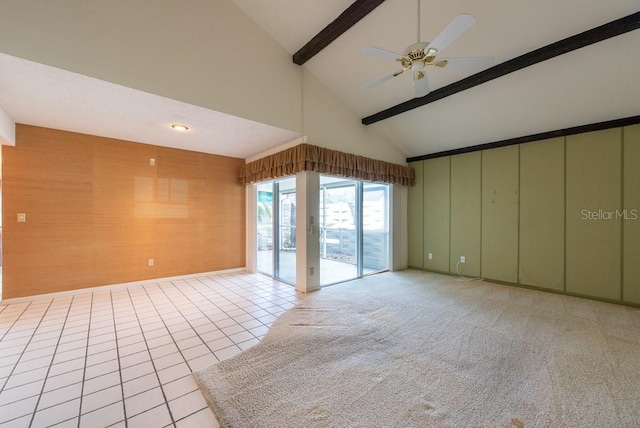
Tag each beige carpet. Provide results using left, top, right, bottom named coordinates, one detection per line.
left=194, top=270, right=640, bottom=427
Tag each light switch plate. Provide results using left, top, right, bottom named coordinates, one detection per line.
left=17, top=213, right=26, bottom=222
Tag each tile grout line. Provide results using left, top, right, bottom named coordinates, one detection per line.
left=141, top=282, right=226, bottom=422
left=74, top=293, right=95, bottom=428
left=109, top=289, right=128, bottom=428
left=169, top=279, right=254, bottom=354
left=151, top=280, right=244, bottom=359
left=175, top=279, right=245, bottom=326
left=153, top=282, right=222, bottom=368
left=188, top=277, right=257, bottom=313
left=0, top=300, right=53, bottom=400
left=172, top=406, right=212, bottom=426
left=5, top=326, right=92, bottom=410
left=225, top=276, right=297, bottom=317
left=126, top=286, right=176, bottom=426
left=182, top=277, right=269, bottom=331
left=0, top=301, right=36, bottom=394
left=204, top=278, right=295, bottom=330
left=26, top=296, right=75, bottom=427
left=165, top=277, right=283, bottom=347
left=178, top=278, right=243, bottom=320
left=0, top=301, right=34, bottom=343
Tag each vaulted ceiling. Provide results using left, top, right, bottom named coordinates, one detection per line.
left=1, top=0, right=639, bottom=161
left=234, top=0, right=640, bottom=158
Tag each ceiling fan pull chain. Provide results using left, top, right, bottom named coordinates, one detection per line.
left=417, top=0, right=421, bottom=43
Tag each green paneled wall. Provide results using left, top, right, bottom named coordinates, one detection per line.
left=423, top=157, right=450, bottom=272
left=407, top=123, right=639, bottom=305
left=407, top=160, right=424, bottom=268
left=623, top=124, right=640, bottom=304
left=450, top=152, right=481, bottom=277
left=519, top=138, right=565, bottom=290
left=481, top=146, right=519, bottom=282
left=566, top=129, right=621, bottom=300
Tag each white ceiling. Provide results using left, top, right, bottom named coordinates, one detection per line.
left=0, top=53, right=301, bottom=159
left=1, top=0, right=639, bottom=160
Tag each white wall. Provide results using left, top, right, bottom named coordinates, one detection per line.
left=0, top=106, right=15, bottom=146
left=302, top=70, right=406, bottom=164
left=0, top=0, right=408, bottom=165
left=246, top=137, right=306, bottom=163
left=295, top=171, right=321, bottom=293
left=245, top=185, right=258, bottom=273
left=0, top=0, right=302, bottom=134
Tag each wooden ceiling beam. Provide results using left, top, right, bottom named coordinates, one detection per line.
left=406, top=115, right=640, bottom=162
left=292, top=0, right=386, bottom=66
left=362, top=11, right=640, bottom=125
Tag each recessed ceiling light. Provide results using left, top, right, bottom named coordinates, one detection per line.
left=171, top=123, right=189, bottom=132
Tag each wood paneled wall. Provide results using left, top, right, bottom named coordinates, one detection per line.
left=2, top=125, right=246, bottom=299
left=407, top=124, right=640, bottom=306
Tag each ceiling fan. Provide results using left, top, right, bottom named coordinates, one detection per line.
left=361, top=2, right=494, bottom=97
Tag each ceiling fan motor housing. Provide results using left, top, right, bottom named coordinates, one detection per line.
left=404, top=41, right=429, bottom=60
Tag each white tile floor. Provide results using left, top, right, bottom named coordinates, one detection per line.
left=0, top=271, right=303, bottom=427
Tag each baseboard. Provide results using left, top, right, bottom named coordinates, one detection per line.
left=411, top=267, right=640, bottom=309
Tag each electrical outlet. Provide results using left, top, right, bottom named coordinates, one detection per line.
left=428, top=253, right=433, bottom=260
left=310, top=267, right=314, bottom=276
left=460, top=256, right=466, bottom=264
left=148, top=258, right=154, bottom=267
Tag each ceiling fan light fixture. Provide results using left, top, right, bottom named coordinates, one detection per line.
left=413, top=60, right=426, bottom=71
left=171, top=123, right=189, bottom=132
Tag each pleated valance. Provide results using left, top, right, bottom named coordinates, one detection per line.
left=238, top=144, right=414, bottom=186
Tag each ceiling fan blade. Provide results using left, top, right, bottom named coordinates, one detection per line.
left=426, top=14, right=476, bottom=55
left=439, top=56, right=495, bottom=71
left=360, top=72, right=399, bottom=90
left=362, top=46, right=404, bottom=61
left=413, top=70, right=430, bottom=97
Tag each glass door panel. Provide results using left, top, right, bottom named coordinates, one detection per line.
left=362, top=182, right=389, bottom=274
left=319, top=176, right=358, bottom=285
left=256, top=181, right=273, bottom=276
left=276, top=177, right=296, bottom=284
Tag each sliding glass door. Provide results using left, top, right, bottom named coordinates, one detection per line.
left=256, top=177, right=296, bottom=285
left=276, top=178, right=296, bottom=284
left=319, top=175, right=389, bottom=286
left=319, top=177, right=358, bottom=284
left=258, top=175, right=387, bottom=287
